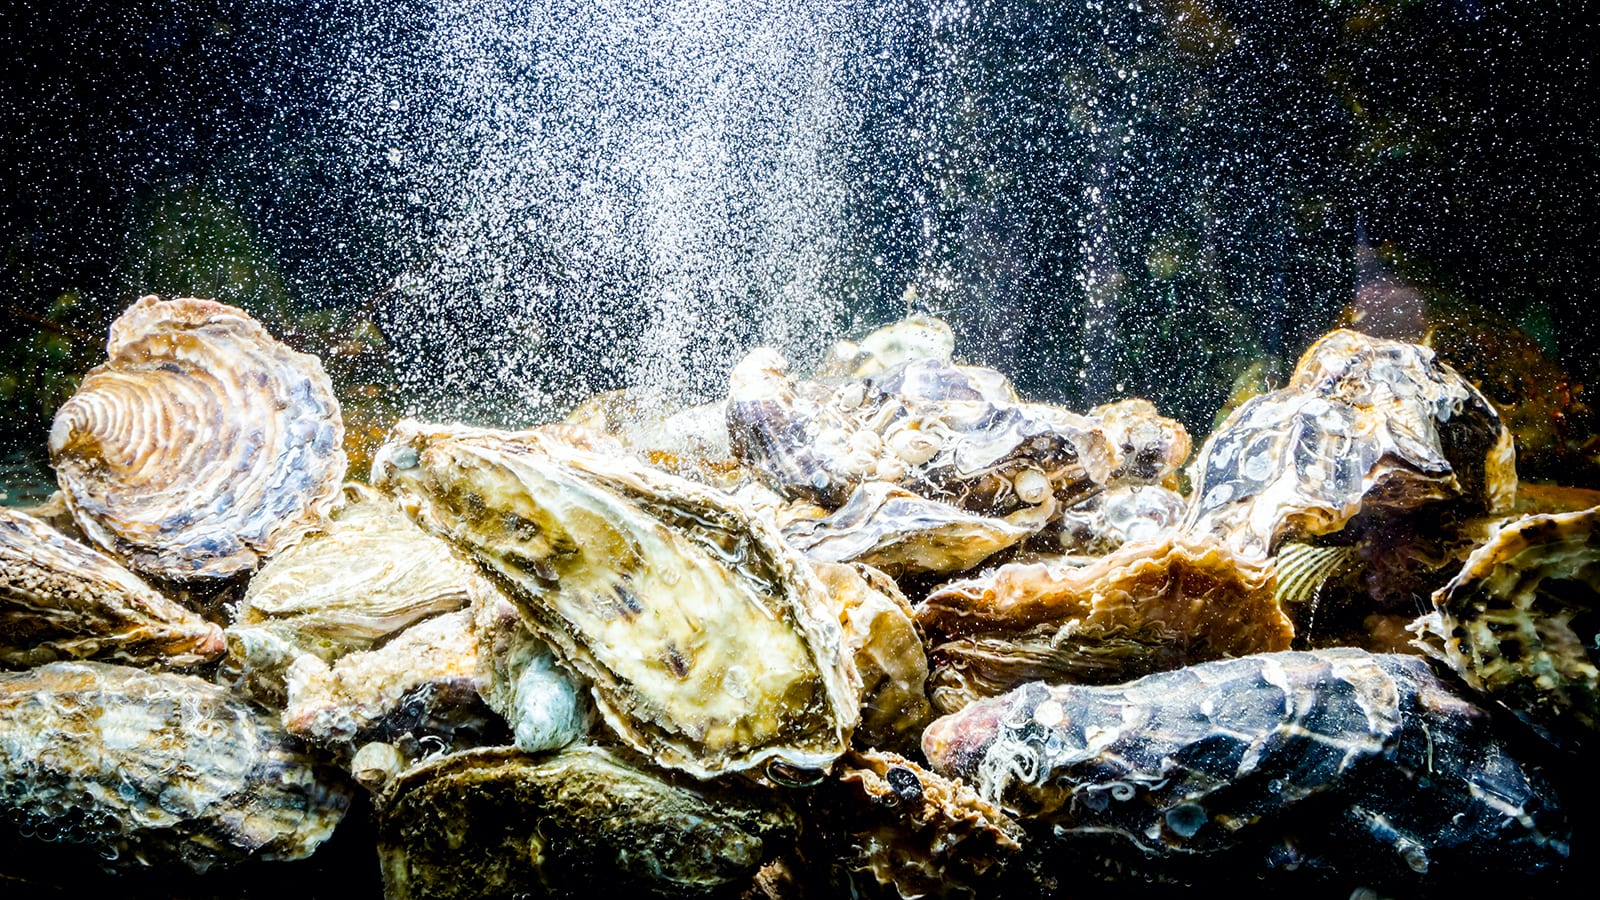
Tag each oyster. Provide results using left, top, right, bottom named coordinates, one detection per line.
left=1, top=506, right=223, bottom=668
left=785, top=482, right=1048, bottom=578
left=814, top=314, right=957, bottom=381
left=0, top=661, right=351, bottom=872
left=376, top=745, right=797, bottom=900
left=814, top=749, right=1024, bottom=900
left=1056, top=484, right=1187, bottom=555
left=282, top=610, right=505, bottom=764
left=1410, top=505, right=1600, bottom=746
left=1184, top=329, right=1514, bottom=560
left=48, top=296, right=346, bottom=581
left=917, top=534, right=1292, bottom=713
left=727, top=347, right=866, bottom=507
left=220, top=486, right=485, bottom=706
left=565, top=388, right=745, bottom=488
left=1088, top=399, right=1191, bottom=486
left=472, top=588, right=590, bottom=754
left=923, top=649, right=1569, bottom=888
left=813, top=561, right=933, bottom=753
left=372, top=420, right=860, bottom=780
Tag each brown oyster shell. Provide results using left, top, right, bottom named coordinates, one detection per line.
left=375, top=745, right=797, bottom=900
left=1, top=506, right=223, bottom=668
left=813, top=561, right=933, bottom=753
left=917, top=534, right=1293, bottom=713
left=372, top=419, right=860, bottom=780
left=0, top=660, right=350, bottom=872
left=1184, top=329, right=1515, bottom=560
left=220, top=485, right=485, bottom=706
left=48, top=296, right=346, bottom=581
left=1410, top=505, right=1600, bottom=746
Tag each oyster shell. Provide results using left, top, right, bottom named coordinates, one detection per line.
left=917, top=534, right=1293, bottom=713
left=813, top=561, right=932, bottom=753
left=814, top=314, right=957, bottom=381
left=1056, top=484, right=1187, bottom=555
left=0, top=660, right=351, bottom=872
left=1184, top=329, right=1515, bottom=560
left=727, top=347, right=865, bottom=507
left=372, top=420, right=860, bottom=780
left=376, top=745, right=797, bottom=900
left=1089, top=398, right=1191, bottom=486
left=785, top=482, right=1048, bottom=578
left=1410, top=505, right=1600, bottom=746
left=564, top=388, right=745, bottom=488
left=472, top=588, right=590, bottom=754
left=1, top=506, right=224, bottom=668
left=48, top=296, right=346, bottom=581
left=282, top=610, right=505, bottom=764
left=220, top=486, right=485, bottom=706
left=922, top=649, right=1569, bottom=888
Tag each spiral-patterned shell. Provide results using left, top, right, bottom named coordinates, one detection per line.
left=48, top=296, right=346, bottom=581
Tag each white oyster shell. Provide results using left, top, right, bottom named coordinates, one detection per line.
left=48, top=296, right=346, bottom=581
left=372, top=419, right=861, bottom=780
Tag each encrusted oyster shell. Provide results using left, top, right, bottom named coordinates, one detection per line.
left=48, top=296, right=346, bottom=581
left=1185, top=329, right=1515, bottom=560
left=0, top=660, right=351, bottom=872
left=1410, top=505, right=1600, bottom=746
left=472, top=588, right=590, bottom=754
left=376, top=745, right=797, bottom=900
left=814, top=314, right=957, bottom=381
left=372, top=420, right=860, bottom=780
left=923, top=649, right=1568, bottom=888
left=1056, top=484, right=1188, bottom=556
left=220, top=486, right=486, bottom=706
left=1, top=506, right=223, bottom=668
left=813, top=561, right=932, bottom=753
left=917, top=534, right=1293, bottom=714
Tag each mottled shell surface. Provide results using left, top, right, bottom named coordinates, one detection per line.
left=1, top=506, right=223, bottom=668
left=0, top=661, right=351, bottom=872
left=1088, top=399, right=1191, bottom=486
left=48, top=296, right=346, bottom=581
left=817, top=749, right=1023, bottom=900
left=376, top=745, right=797, bottom=900
left=1411, top=505, right=1600, bottom=746
left=917, top=535, right=1293, bottom=713
left=473, top=588, right=590, bottom=755
left=372, top=420, right=860, bottom=780
left=221, top=487, right=484, bottom=705
left=728, top=347, right=864, bottom=507
left=1057, top=484, right=1187, bottom=556
left=785, top=482, right=1046, bottom=577
left=1185, top=330, right=1514, bottom=560
left=922, top=649, right=1568, bottom=887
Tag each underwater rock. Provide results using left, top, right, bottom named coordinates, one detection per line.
left=922, top=648, right=1569, bottom=890
left=1185, top=329, right=1515, bottom=560
left=816, top=749, right=1024, bottom=900
left=1056, top=484, right=1187, bottom=556
left=282, top=609, right=505, bottom=766
left=785, top=482, right=1048, bottom=578
left=1411, top=505, right=1600, bottom=747
left=372, top=419, right=860, bottom=781
left=0, top=660, right=351, bottom=872
left=375, top=745, right=797, bottom=900
left=813, top=561, right=933, bottom=753
left=1, top=506, right=224, bottom=668
left=48, top=296, right=346, bottom=582
left=220, top=486, right=485, bottom=706
left=917, top=534, right=1292, bottom=713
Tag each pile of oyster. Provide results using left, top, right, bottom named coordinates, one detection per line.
left=2, top=297, right=1595, bottom=897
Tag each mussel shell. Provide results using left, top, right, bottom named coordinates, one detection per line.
left=48, top=296, right=346, bottom=581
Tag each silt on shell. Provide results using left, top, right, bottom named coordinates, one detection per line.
left=47, top=296, right=346, bottom=581
left=0, top=660, right=351, bottom=872
left=1, top=506, right=224, bottom=668
left=371, top=419, right=860, bottom=781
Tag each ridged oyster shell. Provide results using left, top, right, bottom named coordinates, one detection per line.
left=922, top=649, right=1568, bottom=888
left=376, top=746, right=797, bottom=900
left=372, top=420, right=860, bottom=780
left=1410, top=505, right=1600, bottom=746
left=221, top=486, right=486, bottom=705
left=916, top=534, right=1293, bottom=714
left=48, top=296, right=346, bottom=581
left=0, top=660, right=351, bottom=872
left=1185, top=329, right=1514, bottom=560
left=1, top=506, right=223, bottom=668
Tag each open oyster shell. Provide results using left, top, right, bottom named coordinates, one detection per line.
left=0, top=660, right=351, bottom=872
left=1410, top=505, right=1600, bottom=747
left=372, top=420, right=860, bottom=780
left=1, top=506, right=223, bottom=668
left=923, top=649, right=1568, bottom=889
left=221, top=485, right=485, bottom=706
left=376, top=745, right=797, bottom=900
left=1185, top=329, right=1514, bottom=560
left=47, top=296, right=346, bottom=581
left=917, top=534, right=1293, bottom=713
